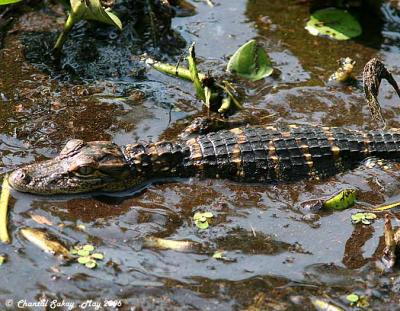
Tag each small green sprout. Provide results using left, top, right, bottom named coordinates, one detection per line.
left=346, top=293, right=369, bottom=307
left=193, top=212, right=214, bottom=230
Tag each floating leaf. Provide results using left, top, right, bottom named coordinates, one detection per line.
left=227, top=39, right=273, bottom=81
left=305, top=8, right=362, bottom=41
left=83, top=244, right=95, bottom=252
left=69, top=249, right=78, bottom=255
left=85, top=260, right=97, bottom=269
left=195, top=220, right=209, bottom=230
left=323, top=189, right=356, bottom=210
left=346, top=293, right=359, bottom=303
left=351, top=212, right=377, bottom=225
left=77, top=249, right=90, bottom=257
left=78, top=256, right=91, bottom=264
left=0, top=0, right=22, bottom=5
left=364, top=213, right=377, bottom=220
left=193, top=212, right=214, bottom=221
left=91, top=253, right=104, bottom=260
left=0, top=255, right=5, bottom=265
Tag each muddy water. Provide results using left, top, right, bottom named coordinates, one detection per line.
left=1, top=0, right=400, bottom=310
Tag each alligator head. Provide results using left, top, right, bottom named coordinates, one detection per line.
left=9, top=139, right=138, bottom=195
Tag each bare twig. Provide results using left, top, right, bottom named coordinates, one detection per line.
left=363, top=58, right=400, bottom=129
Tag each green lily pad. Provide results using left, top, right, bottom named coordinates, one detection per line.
left=305, top=8, right=362, bottom=41
left=78, top=256, right=92, bottom=264
left=85, top=260, right=97, bottom=269
left=364, top=213, right=377, bottom=220
left=346, top=293, right=359, bottom=303
left=0, top=255, right=5, bottom=265
left=69, top=248, right=78, bottom=255
left=83, top=244, right=95, bottom=252
left=77, top=249, right=90, bottom=257
left=351, top=212, right=377, bottom=225
left=91, top=253, right=104, bottom=260
left=195, top=220, right=209, bottom=230
left=0, top=0, right=22, bottom=5
left=227, top=39, right=273, bottom=82
left=193, top=212, right=214, bottom=221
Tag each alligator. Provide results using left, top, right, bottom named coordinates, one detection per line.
left=8, top=124, right=400, bottom=194
left=7, top=58, right=400, bottom=195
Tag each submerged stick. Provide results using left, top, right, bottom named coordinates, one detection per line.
left=0, top=176, right=11, bottom=244
left=363, top=58, right=400, bottom=129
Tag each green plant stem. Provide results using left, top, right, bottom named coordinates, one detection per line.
left=0, top=176, right=10, bottom=244
left=151, top=61, right=206, bottom=81
left=187, top=43, right=205, bottom=100
left=53, top=14, right=76, bottom=56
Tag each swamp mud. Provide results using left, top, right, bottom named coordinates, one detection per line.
left=1, top=0, right=400, bottom=310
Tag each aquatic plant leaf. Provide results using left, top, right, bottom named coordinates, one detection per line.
left=70, top=0, right=122, bottom=30
left=193, top=212, right=213, bottom=221
left=305, top=8, right=362, bottom=41
left=323, top=189, right=356, bottom=210
left=364, top=213, right=377, bottom=220
left=195, top=220, right=209, bottom=230
left=85, top=260, right=97, bottom=269
left=0, top=255, right=6, bottom=265
left=77, top=249, right=90, bottom=257
left=346, top=293, right=359, bottom=303
left=0, top=0, right=22, bottom=5
left=83, top=244, right=94, bottom=252
left=187, top=43, right=206, bottom=100
left=91, top=253, right=104, bottom=260
left=227, top=40, right=273, bottom=82
left=0, top=177, right=11, bottom=244
left=78, top=256, right=91, bottom=264
left=351, top=212, right=377, bottom=225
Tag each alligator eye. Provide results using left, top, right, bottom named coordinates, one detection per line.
left=77, top=166, right=95, bottom=175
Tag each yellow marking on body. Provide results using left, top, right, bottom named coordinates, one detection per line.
left=331, top=145, right=341, bottom=157
left=281, top=131, right=291, bottom=138
left=288, top=124, right=298, bottom=128
left=228, top=128, right=244, bottom=173
left=362, top=133, right=371, bottom=155
left=295, top=138, right=314, bottom=173
left=268, top=141, right=280, bottom=178
left=230, top=128, right=243, bottom=135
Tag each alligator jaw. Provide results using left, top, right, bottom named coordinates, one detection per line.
left=8, top=159, right=103, bottom=195
left=8, top=140, right=136, bottom=195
